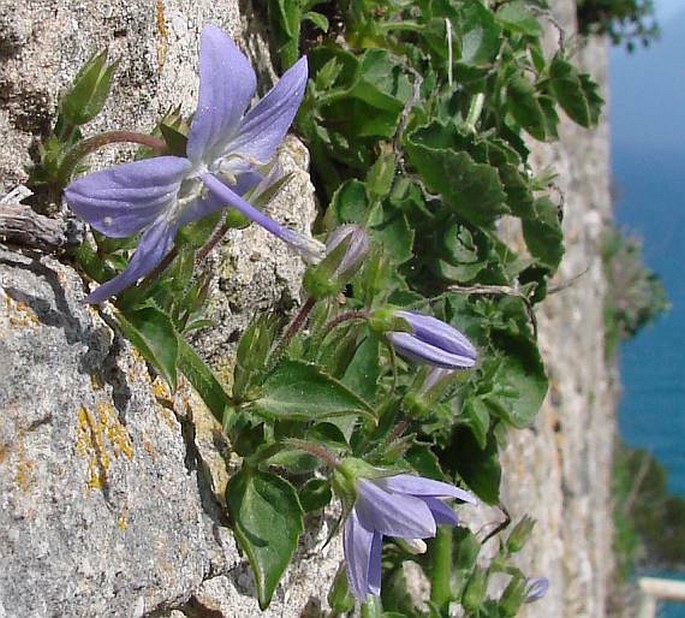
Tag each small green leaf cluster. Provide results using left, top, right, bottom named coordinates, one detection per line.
left=576, top=0, right=659, bottom=50
left=29, top=50, right=119, bottom=208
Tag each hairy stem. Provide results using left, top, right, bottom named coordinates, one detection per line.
left=283, top=439, right=341, bottom=469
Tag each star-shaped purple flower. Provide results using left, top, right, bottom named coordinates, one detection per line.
left=65, top=24, right=323, bottom=303
left=343, top=473, right=476, bottom=602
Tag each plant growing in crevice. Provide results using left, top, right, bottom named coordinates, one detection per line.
left=20, top=0, right=607, bottom=611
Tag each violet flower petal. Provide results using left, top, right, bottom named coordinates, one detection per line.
left=201, top=172, right=325, bottom=262
left=387, top=331, right=477, bottom=369
left=176, top=191, right=226, bottom=228
left=355, top=479, right=436, bottom=539
left=64, top=157, right=191, bottom=238
left=84, top=219, right=177, bottom=304
left=343, top=509, right=375, bottom=602
left=367, top=532, right=383, bottom=596
left=423, top=497, right=460, bottom=526
left=187, top=24, right=257, bottom=164
left=376, top=474, right=477, bottom=504
left=225, top=56, right=308, bottom=165
left=397, top=310, right=477, bottom=361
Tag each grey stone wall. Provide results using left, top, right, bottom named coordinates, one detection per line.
left=493, top=2, right=618, bottom=616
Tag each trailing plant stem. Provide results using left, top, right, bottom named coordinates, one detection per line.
left=58, top=131, right=166, bottom=186
left=284, top=439, right=340, bottom=469
left=430, top=525, right=453, bottom=610
left=325, top=310, right=368, bottom=333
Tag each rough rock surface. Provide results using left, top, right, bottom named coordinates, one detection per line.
left=491, top=3, right=618, bottom=617
left=0, top=250, right=227, bottom=616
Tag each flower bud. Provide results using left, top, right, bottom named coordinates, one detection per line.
left=462, top=568, right=488, bottom=612
left=328, top=563, right=355, bottom=613
left=499, top=575, right=527, bottom=616
left=372, top=308, right=477, bottom=370
left=61, top=49, right=119, bottom=126
left=303, top=225, right=370, bottom=298
left=524, top=577, right=549, bottom=603
left=506, top=515, right=535, bottom=554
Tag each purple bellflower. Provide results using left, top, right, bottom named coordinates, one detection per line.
left=387, top=310, right=477, bottom=370
left=65, top=24, right=324, bottom=303
left=343, top=473, right=476, bottom=602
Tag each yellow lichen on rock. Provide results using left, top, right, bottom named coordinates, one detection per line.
left=76, top=403, right=134, bottom=491
left=3, top=293, right=40, bottom=332
left=15, top=433, right=35, bottom=493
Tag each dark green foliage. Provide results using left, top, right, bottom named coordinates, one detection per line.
left=577, top=0, right=659, bottom=50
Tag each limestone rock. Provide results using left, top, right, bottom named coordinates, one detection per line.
left=0, top=250, right=229, bottom=616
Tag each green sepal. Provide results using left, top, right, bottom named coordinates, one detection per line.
left=61, top=49, right=119, bottom=127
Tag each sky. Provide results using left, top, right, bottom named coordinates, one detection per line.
left=657, top=0, right=684, bottom=20
left=609, top=0, right=685, bottom=151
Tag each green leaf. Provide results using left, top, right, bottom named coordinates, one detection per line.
left=496, top=1, right=543, bottom=36
left=366, top=152, right=397, bottom=200
left=548, top=56, right=603, bottom=128
left=342, top=331, right=381, bottom=403
left=299, top=478, right=333, bottom=512
left=369, top=203, right=414, bottom=264
left=116, top=307, right=178, bottom=390
left=484, top=334, right=548, bottom=429
left=461, top=397, right=491, bottom=450
left=233, top=313, right=279, bottom=401
left=506, top=73, right=546, bottom=140
left=252, top=360, right=374, bottom=421
left=303, top=11, right=329, bottom=32
left=406, top=122, right=508, bottom=226
left=349, top=49, right=411, bottom=114
left=177, top=337, right=233, bottom=426
left=446, top=426, right=501, bottom=505
left=332, top=179, right=370, bottom=224
left=453, top=0, right=503, bottom=66
left=267, top=0, right=301, bottom=68
left=226, top=467, right=304, bottom=609
left=61, top=49, right=119, bottom=126
left=521, top=196, right=563, bottom=270
left=405, top=443, right=445, bottom=480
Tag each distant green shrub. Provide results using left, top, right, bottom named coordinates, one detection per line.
left=613, top=444, right=685, bottom=573
left=577, top=0, right=659, bottom=50
left=602, top=229, right=669, bottom=358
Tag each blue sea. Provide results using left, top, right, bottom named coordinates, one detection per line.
left=613, top=145, right=685, bottom=618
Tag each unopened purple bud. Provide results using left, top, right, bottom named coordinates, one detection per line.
left=326, top=224, right=370, bottom=281
left=303, top=224, right=370, bottom=298
left=525, top=577, right=549, bottom=602
left=386, top=310, right=477, bottom=370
